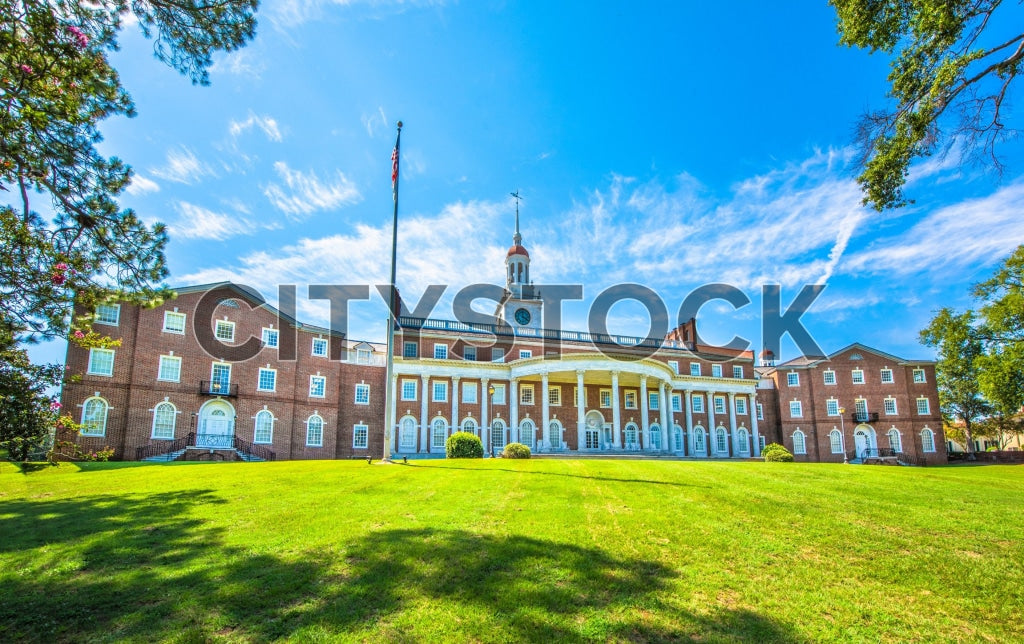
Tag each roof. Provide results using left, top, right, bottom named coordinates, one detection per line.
left=506, top=243, right=529, bottom=258
left=773, top=341, right=934, bottom=368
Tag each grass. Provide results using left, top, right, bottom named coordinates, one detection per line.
left=1, top=458, right=1022, bottom=642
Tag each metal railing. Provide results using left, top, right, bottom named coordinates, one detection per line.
left=396, top=316, right=696, bottom=351
left=849, top=447, right=926, bottom=467
left=200, top=380, right=239, bottom=397
left=136, top=432, right=195, bottom=460
left=233, top=435, right=277, bottom=461
left=851, top=412, right=879, bottom=424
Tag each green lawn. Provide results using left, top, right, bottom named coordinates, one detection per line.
left=1, top=459, right=1021, bottom=642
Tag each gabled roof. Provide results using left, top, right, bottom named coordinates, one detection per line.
left=773, top=342, right=934, bottom=368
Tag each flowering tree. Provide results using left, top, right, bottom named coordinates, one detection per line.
left=1, top=0, right=258, bottom=341
left=0, top=329, right=65, bottom=460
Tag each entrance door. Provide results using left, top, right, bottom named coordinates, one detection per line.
left=855, top=432, right=868, bottom=458
left=584, top=428, right=600, bottom=449
left=197, top=401, right=235, bottom=448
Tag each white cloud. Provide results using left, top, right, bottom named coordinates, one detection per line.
left=211, top=49, right=265, bottom=79
left=151, top=146, right=216, bottom=185
left=263, top=162, right=362, bottom=218
left=263, top=0, right=447, bottom=29
left=170, top=202, right=281, bottom=241
left=229, top=112, right=283, bottom=142
left=125, top=174, right=160, bottom=196
left=361, top=106, right=388, bottom=138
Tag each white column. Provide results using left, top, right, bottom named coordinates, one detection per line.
left=611, top=370, right=622, bottom=448
left=451, top=376, right=460, bottom=434
left=640, top=375, right=650, bottom=450
left=481, top=377, right=490, bottom=453
left=660, top=381, right=671, bottom=452
left=576, top=370, right=586, bottom=450
left=420, top=374, right=430, bottom=453
left=751, top=394, right=761, bottom=456
left=728, top=392, right=738, bottom=458
left=707, top=390, right=716, bottom=456
left=541, top=372, right=550, bottom=450
left=390, top=374, right=398, bottom=454
left=685, top=390, right=694, bottom=456
left=510, top=378, right=519, bottom=444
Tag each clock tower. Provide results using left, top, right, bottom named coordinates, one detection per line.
left=496, top=193, right=543, bottom=332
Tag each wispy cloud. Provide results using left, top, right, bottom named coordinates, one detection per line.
left=229, top=112, right=283, bottom=142
left=263, top=0, right=447, bottom=29
left=125, top=174, right=160, bottom=196
left=361, top=106, right=388, bottom=138
left=263, top=162, right=362, bottom=218
left=150, top=146, right=216, bottom=185
left=170, top=202, right=281, bottom=241
left=210, top=49, right=265, bottom=79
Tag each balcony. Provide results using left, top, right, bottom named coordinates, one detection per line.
left=851, top=411, right=879, bottom=424
left=200, top=380, right=238, bottom=397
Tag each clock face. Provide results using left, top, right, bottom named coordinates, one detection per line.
left=514, top=307, right=532, bottom=325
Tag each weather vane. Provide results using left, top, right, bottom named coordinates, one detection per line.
left=510, top=190, right=522, bottom=216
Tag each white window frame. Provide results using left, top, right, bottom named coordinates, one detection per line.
left=855, top=398, right=868, bottom=416
left=713, top=395, right=726, bottom=415
left=463, top=346, right=477, bottom=361
left=257, top=367, right=277, bottom=392
left=921, top=428, right=936, bottom=452
left=599, top=389, right=611, bottom=408
left=913, top=368, right=927, bottom=383
left=786, top=372, right=799, bottom=387
left=462, top=381, right=477, bottom=404
left=520, top=384, right=534, bottom=405
left=733, top=365, right=743, bottom=379
left=851, top=369, right=865, bottom=384
left=403, top=341, right=417, bottom=358
left=826, top=399, right=839, bottom=416
left=689, top=363, right=701, bottom=377
left=823, top=370, right=836, bottom=385
left=352, top=383, right=368, bottom=405
left=162, top=311, right=186, bottom=334
left=789, top=400, right=803, bottom=418
left=95, top=303, right=120, bottom=326
left=401, top=379, right=417, bottom=401
left=624, top=390, right=638, bottom=409
left=80, top=397, right=109, bottom=436
left=353, top=423, right=369, bottom=449
left=356, top=348, right=371, bottom=364
left=880, top=368, right=894, bottom=384
left=491, top=383, right=506, bottom=405
left=888, top=428, right=902, bottom=453
left=648, top=391, right=660, bottom=411
left=433, top=343, right=448, bottom=360
left=305, top=414, right=324, bottom=447
left=157, top=355, right=181, bottom=382
left=548, top=386, right=561, bottom=406
left=756, top=403, right=764, bottom=420
left=711, top=364, right=723, bottom=378
left=431, top=418, right=447, bottom=449
left=261, top=327, right=279, bottom=348
left=433, top=381, right=448, bottom=402
left=215, top=319, right=235, bottom=342
left=309, top=375, right=327, bottom=398
left=736, top=397, right=747, bottom=415
left=692, top=395, right=704, bottom=413
left=519, top=350, right=532, bottom=360
left=884, top=398, right=897, bottom=415
left=254, top=410, right=274, bottom=444
left=151, top=401, right=176, bottom=439
left=830, top=429, right=844, bottom=454
left=792, top=429, right=806, bottom=455
left=312, top=337, right=328, bottom=357
left=671, top=393, right=682, bottom=412
left=916, top=397, right=931, bottom=415
left=668, top=360, right=679, bottom=374
left=87, top=348, right=115, bottom=376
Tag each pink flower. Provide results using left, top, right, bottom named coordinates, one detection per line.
left=67, top=26, right=89, bottom=48
left=73, top=330, right=85, bottom=339
left=54, top=262, right=68, bottom=271
left=50, top=401, right=62, bottom=411
left=51, top=272, right=66, bottom=286
left=19, top=64, right=33, bottom=75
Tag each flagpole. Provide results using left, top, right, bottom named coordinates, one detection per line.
left=381, top=120, right=402, bottom=464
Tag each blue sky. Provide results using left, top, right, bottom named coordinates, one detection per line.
left=30, top=1, right=1024, bottom=364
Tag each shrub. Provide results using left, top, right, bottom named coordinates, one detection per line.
left=446, top=431, right=484, bottom=459
left=761, top=443, right=794, bottom=462
left=503, top=442, right=531, bottom=459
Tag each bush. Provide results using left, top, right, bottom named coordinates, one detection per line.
left=446, top=431, right=484, bottom=459
left=761, top=443, right=794, bottom=462
left=502, top=442, right=531, bottom=459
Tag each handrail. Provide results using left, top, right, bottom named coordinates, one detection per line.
left=233, top=435, right=276, bottom=461
left=136, top=432, right=195, bottom=460
left=849, top=447, right=925, bottom=466
left=200, top=380, right=239, bottom=397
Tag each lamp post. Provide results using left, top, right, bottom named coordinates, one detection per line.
left=487, top=384, right=496, bottom=456
left=839, top=406, right=847, bottom=463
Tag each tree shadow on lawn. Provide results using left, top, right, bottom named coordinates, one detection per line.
left=0, top=493, right=796, bottom=642
left=411, top=461, right=713, bottom=489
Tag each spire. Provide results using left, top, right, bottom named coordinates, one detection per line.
left=511, top=190, right=522, bottom=245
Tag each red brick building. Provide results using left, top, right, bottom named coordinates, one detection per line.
left=60, top=217, right=945, bottom=464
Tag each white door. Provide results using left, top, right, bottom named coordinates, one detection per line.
left=855, top=432, right=868, bottom=458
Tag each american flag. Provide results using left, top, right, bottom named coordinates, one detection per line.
left=391, top=146, right=399, bottom=186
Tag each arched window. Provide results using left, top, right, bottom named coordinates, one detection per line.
left=737, top=428, right=749, bottom=455
left=548, top=421, right=562, bottom=449
left=151, top=401, right=176, bottom=439
left=716, top=427, right=728, bottom=453
left=792, top=430, right=806, bottom=455
left=693, top=426, right=706, bottom=454
left=624, top=423, right=639, bottom=450
left=519, top=419, right=535, bottom=448
left=921, top=427, right=936, bottom=453
left=306, top=414, right=324, bottom=447
left=649, top=423, right=661, bottom=450
left=432, top=418, right=448, bottom=449
left=673, top=425, right=682, bottom=453
left=254, top=410, right=274, bottom=444
left=399, top=416, right=416, bottom=450
left=491, top=419, right=506, bottom=452
left=888, top=428, right=902, bottom=453
left=461, top=418, right=477, bottom=435
left=829, top=429, right=843, bottom=454
left=81, top=397, right=109, bottom=436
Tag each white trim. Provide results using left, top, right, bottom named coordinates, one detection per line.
left=162, top=311, right=186, bottom=334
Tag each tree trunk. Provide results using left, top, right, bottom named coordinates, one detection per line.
left=964, top=423, right=976, bottom=461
